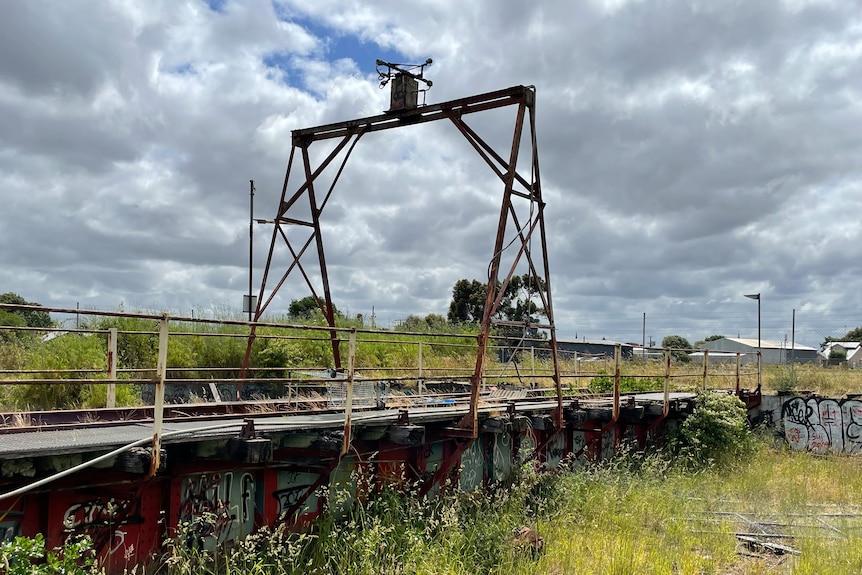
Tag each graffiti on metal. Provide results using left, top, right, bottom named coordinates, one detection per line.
left=1, top=520, right=18, bottom=542
left=491, top=433, right=512, bottom=483
left=545, top=432, right=566, bottom=468
left=518, top=431, right=537, bottom=464
left=782, top=397, right=862, bottom=454
left=61, top=495, right=140, bottom=558
left=459, top=439, right=484, bottom=492
left=274, top=471, right=320, bottom=520
left=571, top=431, right=586, bottom=466
left=179, top=471, right=256, bottom=549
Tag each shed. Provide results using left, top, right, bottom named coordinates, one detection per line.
left=698, top=337, right=818, bottom=365
left=556, top=339, right=634, bottom=361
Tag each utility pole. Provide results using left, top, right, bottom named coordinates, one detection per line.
left=642, top=312, right=646, bottom=360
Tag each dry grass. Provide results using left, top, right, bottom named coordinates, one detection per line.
left=530, top=447, right=862, bottom=575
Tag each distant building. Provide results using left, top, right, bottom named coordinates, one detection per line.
left=819, top=341, right=862, bottom=368
left=688, top=351, right=742, bottom=365
left=697, top=337, right=818, bottom=365
left=631, top=346, right=665, bottom=361
left=556, top=339, right=634, bottom=360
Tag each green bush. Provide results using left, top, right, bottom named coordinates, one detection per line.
left=0, top=534, right=96, bottom=575
left=13, top=334, right=107, bottom=410
left=673, top=391, right=756, bottom=468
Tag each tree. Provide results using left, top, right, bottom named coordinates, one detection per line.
left=288, top=296, right=340, bottom=320
left=0, top=292, right=52, bottom=328
left=0, top=309, right=26, bottom=343
left=694, top=334, right=724, bottom=347
left=828, top=347, right=847, bottom=366
left=447, top=279, right=487, bottom=323
left=446, top=275, right=546, bottom=325
left=841, top=327, right=862, bottom=341
left=662, top=335, right=692, bottom=363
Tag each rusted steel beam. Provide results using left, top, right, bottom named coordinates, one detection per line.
left=292, top=86, right=529, bottom=143
left=302, top=145, right=342, bottom=371
left=459, top=100, right=528, bottom=437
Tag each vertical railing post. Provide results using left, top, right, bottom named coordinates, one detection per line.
left=664, top=349, right=672, bottom=415
left=341, top=329, right=357, bottom=455
left=613, top=344, right=621, bottom=421
left=702, top=349, right=709, bottom=391
left=107, top=328, right=118, bottom=408
left=735, top=353, right=741, bottom=394
left=663, top=350, right=671, bottom=416
left=149, top=314, right=169, bottom=477
left=418, top=341, right=424, bottom=395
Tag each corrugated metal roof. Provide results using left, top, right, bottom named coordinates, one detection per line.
left=722, top=337, right=817, bottom=351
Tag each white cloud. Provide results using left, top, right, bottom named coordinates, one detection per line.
left=0, top=0, right=861, bottom=347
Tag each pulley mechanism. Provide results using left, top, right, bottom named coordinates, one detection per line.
left=376, top=58, right=433, bottom=111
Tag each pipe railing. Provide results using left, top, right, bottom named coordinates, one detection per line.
left=1, top=304, right=764, bottom=459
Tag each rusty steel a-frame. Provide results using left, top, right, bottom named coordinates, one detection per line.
left=242, top=84, right=563, bottom=436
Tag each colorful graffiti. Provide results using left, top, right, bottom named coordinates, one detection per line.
left=179, top=471, right=256, bottom=550
left=782, top=397, right=862, bottom=454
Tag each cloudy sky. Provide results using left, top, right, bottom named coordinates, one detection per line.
left=1, top=0, right=861, bottom=348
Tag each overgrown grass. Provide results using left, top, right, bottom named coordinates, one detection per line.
left=762, top=364, right=862, bottom=396
left=144, top=444, right=862, bottom=575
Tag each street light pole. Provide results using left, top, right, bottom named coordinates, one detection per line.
left=744, top=293, right=761, bottom=390
left=248, top=180, right=255, bottom=323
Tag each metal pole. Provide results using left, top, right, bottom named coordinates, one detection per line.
left=663, top=350, right=671, bottom=416
left=341, top=329, right=357, bottom=455
left=613, top=344, right=621, bottom=422
left=757, top=296, right=761, bottom=355
left=745, top=293, right=762, bottom=390
left=106, top=328, right=118, bottom=408
left=149, top=314, right=169, bottom=477
left=757, top=296, right=762, bottom=390
left=249, top=179, right=254, bottom=323
left=735, top=352, right=741, bottom=394
left=642, top=312, right=646, bottom=361
left=702, top=349, right=709, bottom=391
left=418, top=341, right=424, bottom=394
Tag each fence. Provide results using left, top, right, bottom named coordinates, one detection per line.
left=1, top=303, right=761, bottom=415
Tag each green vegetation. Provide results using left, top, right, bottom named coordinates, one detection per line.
left=821, top=326, right=862, bottom=349
left=151, top=397, right=861, bottom=575
left=8, top=446, right=861, bottom=575
left=662, top=334, right=692, bottom=363
left=0, top=534, right=95, bottom=575
left=3, top=366, right=862, bottom=574
left=587, top=370, right=664, bottom=393
left=447, top=275, right=545, bottom=325
left=673, top=391, right=756, bottom=468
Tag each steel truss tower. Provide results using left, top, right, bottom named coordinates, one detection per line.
left=243, top=85, right=563, bottom=436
